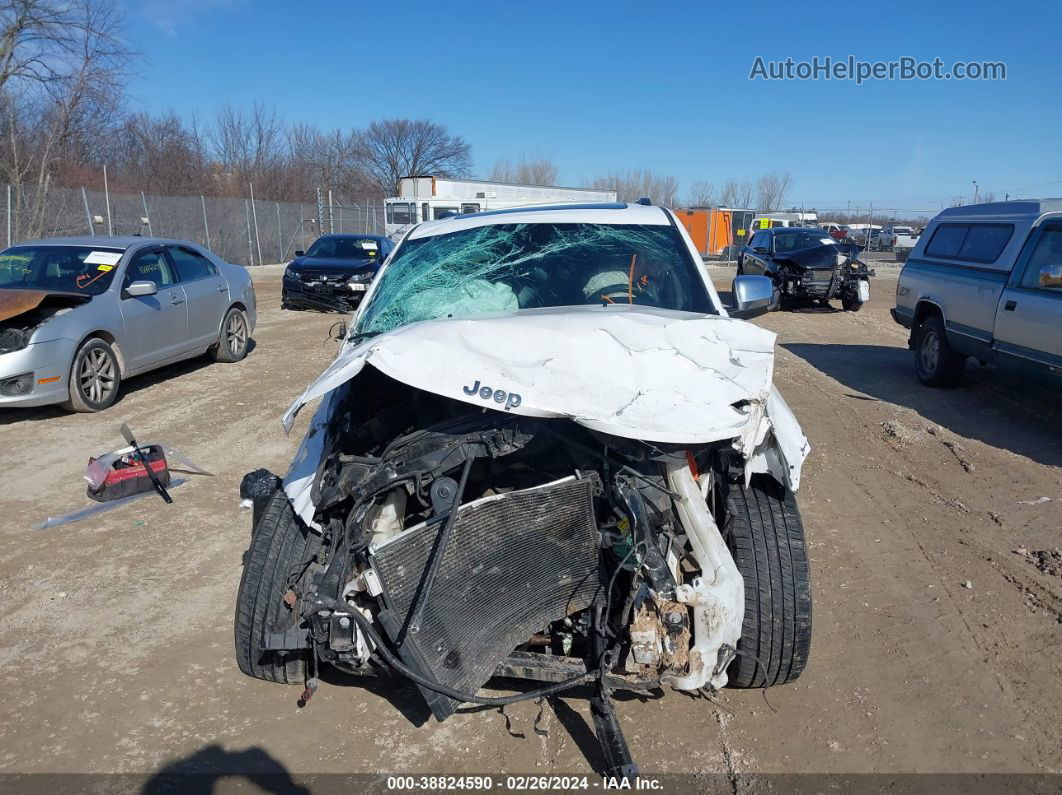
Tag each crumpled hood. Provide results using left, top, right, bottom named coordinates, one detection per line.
left=774, top=242, right=860, bottom=270
left=289, top=256, right=377, bottom=272
left=0, top=288, right=90, bottom=322
left=282, top=306, right=811, bottom=526
left=284, top=306, right=779, bottom=444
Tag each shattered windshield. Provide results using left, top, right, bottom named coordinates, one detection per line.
left=0, top=246, right=124, bottom=296
left=357, top=222, right=714, bottom=335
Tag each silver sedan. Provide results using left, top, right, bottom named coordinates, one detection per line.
left=0, top=236, right=256, bottom=412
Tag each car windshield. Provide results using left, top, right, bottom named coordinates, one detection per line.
left=772, top=230, right=836, bottom=253
left=0, top=245, right=124, bottom=296
left=356, top=222, right=714, bottom=335
left=305, top=237, right=380, bottom=260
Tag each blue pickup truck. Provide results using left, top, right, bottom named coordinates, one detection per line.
left=892, top=200, right=1062, bottom=387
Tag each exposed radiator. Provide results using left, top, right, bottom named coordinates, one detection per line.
left=371, top=475, right=601, bottom=719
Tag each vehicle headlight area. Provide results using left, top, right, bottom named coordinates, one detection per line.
left=0, top=371, right=35, bottom=396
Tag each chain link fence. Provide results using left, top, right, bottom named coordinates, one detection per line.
left=3, top=183, right=386, bottom=266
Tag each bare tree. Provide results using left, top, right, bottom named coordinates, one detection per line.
left=719, top=179, right=754, bottom=208
left=755, top=171, right=793, bottom=212
left=488, top=152, right=558, bottom=185
left=355, top=118, right=471, bottom=195
left=684, top=179, right=715, bottom=207
left=0, top=0, right=131, bottom=238
left=588, top=169, right=679, bottom=208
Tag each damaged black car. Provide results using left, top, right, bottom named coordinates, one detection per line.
left=281, top=234, right=393, bottom=313
left=738, top=226, right=874, bottom=311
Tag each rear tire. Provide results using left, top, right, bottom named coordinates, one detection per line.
left=62, top=338, right=121, bottom=413
left=212, top=307, right=250, bottom=363
left=723, top=475, right=812, bottom=688
left=234, top=490, right=309, bottom=684
left=914, top=314, right=965, bottom=387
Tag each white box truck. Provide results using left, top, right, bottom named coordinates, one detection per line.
left=384, top=176, right=618, bottom=238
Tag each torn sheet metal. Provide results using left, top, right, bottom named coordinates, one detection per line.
left=282, top=306, right=810, bottom=526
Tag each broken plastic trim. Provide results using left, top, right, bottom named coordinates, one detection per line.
left=38, top=478, right=188, bottom=529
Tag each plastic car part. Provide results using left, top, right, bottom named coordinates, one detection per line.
left=38, top=478, right=188, bottom=529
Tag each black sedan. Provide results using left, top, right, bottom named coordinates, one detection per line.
left=282, top=234, right=395, bottom=312
left=737, top=226, right=873, bottom=311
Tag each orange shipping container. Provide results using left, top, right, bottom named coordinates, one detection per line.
left=675, top=208, right=737, bottom=256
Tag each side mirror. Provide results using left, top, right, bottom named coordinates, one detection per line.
left=294, top=250, right=304, bottom=257
left=728, top=275, right=774, bottom=319
left=125, top=280, right=157, bottom=297
left=1040, top=263, right=1062, bottom=288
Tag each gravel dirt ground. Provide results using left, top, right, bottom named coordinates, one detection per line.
left=0, top=262, right=1059, bottom=784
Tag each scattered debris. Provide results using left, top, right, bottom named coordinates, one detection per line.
left=37, top=426, right=209, bottom=530
left=1017, top=496, right=1052, bottom=506
left=882, top=419, right=919, bottom=444
left=988, top=511, right=1004, bottom=527
left=962, top=580, right=974, bottom=589
left=1012, top=548, right=1062, bottom=579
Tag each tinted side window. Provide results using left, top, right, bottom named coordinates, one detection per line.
left=926, top=223, right=1013, bottom=263
left=168, top=246, right=217, bottom=280
left=957, top=224, right=1013, bottom=263
left=125, top=251, right=176, bottom=288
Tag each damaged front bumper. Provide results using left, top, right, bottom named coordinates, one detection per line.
left=282, top=274, right=371, bottom=313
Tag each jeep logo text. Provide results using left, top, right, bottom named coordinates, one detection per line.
left=462, top=379, right=522, bottom=411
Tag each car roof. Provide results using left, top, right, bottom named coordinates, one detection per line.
left=316, top=234, right=389, bottom=241
left=935, top=198, right=1062, bottom=222
left=407, top=202, right=670, bottom=240
left=14, top=235, right=197, bottom=250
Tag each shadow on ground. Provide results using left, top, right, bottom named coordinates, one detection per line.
left=784, top=342, right=1062, bottom=467
left=142, top=744, right=309, bottom=794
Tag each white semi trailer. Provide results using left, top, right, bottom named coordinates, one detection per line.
left=384, top=176, right=618, bottom=238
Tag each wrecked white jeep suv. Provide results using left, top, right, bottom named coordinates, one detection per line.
left=235, top=203, right=812, bottom=777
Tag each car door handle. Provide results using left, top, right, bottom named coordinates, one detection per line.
left=170, top=294, right=185, bottom=305
left=1004, top=300, right=1017, bottom=311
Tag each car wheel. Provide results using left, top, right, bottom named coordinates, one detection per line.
left=723, top=475, right=812, bottom=688
left=62, top=338, right=121, bottom=413
left=914, top=314, right=965, bottom=387
left=212, top=307, right=250, bottom=363
left=234, top=490, right=309, bottom=685
left=842, top=295, right=864, bottom=312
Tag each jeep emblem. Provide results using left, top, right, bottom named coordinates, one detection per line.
left=462, top=379, right=522, bottom=411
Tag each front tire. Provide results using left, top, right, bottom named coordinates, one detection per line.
left=62, top=338, right=121, bottom=412
left=234, top=490, right=310, bottom=684
left=212, top=307, right=250, bottom=363
left=914, top=314, right=965, bottom=387
left=842, top=295, right=864, bottom=312
left=723, top=475, right=812, bottom=688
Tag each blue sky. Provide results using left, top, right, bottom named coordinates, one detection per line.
left=125, top=0, right=1060, bottom=212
